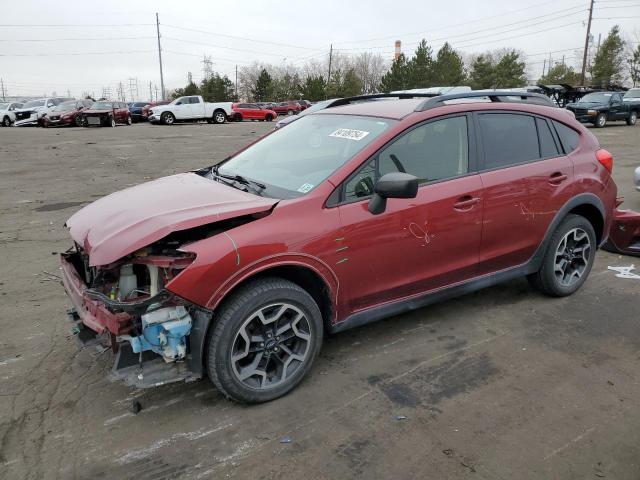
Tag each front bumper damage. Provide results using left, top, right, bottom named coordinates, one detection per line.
left=60, top=249, right=209, bottom=388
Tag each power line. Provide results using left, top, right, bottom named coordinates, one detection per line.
left=0, top=23, right=153, bottom=27
left=0, top=36, right=155, bottom=42
left=162, top=36, right=299, bottom=58
left=0, top=50, right=155, bottom=57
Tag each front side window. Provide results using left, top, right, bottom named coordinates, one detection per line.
left=478, top=113, right=539, bottom=169
left=343, top=116, right=469, bottom=202
left=217, top=114, right=395, bottom=198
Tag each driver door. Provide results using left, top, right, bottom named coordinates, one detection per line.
left=173, top=97, right=190, bottom=119
left=334, top=115, right=483, bottom=312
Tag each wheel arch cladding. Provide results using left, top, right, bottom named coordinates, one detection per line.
left=568, top=202, right=604, bottom=244
left=197, top=264, right=334, bottom=371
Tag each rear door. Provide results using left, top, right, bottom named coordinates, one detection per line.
left=335, top=114, right=483, bottom=312
left=476, top=112, right=573, bottom=274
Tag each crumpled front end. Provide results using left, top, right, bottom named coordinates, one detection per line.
left=60, top=242, right=207, bottom=387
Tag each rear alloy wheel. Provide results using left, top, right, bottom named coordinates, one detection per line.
left=2, top=116, right=12, bottom=127
left=109, top=116, right=116, bottom=128
left=627, top=111, right=637, bottom=126
left=207, top=277, right=323, bottom=403
left=162, top=112, right=175, bottom=125
left=594, top=113, right=607, bottom=128
left=213, top=110, right=227, bottom=124
left=528, top=214, right=596, bottom=297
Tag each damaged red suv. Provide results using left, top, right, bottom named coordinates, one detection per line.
left=61, top=92, right=617, bottom=403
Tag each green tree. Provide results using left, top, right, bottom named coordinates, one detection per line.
left=407, top=39, right=435, bottom=88
left=342, top=68, right=363, bottom=97
left=272, top=72, right=301, bottom=100
left=494, top=50, right=527, bottom=88
left=171, top=80, right=200, bottom=99
left=200, top=73, right=235, bottom=102
left=629, top=44, right=640, bottom=87
left=591, top=25, right=626, bottom=87
left=325, top=69, right=343, bottom=98
left=538, top=63, right=580, bottom=85
left=300, top=75, right=326, bottom=101
left=468, top=54, right=495, bottom=89
left=433, top=42, right=466, bottom=85
left=379, top=53, right=410, bottom=92
left=252, top=68, right=273, bottom=101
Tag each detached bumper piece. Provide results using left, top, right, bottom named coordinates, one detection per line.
left=602, top=207, right=640, bottom=257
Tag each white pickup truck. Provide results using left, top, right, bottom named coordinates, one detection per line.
left=148, top=95, right=234, bottom=125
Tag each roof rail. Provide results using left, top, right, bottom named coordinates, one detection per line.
left=328, top=92, right=440, bottom=108
left=414, top=91, right=555, bottom=111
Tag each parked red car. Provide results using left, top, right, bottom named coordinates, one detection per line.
left=272, top=101, right=301, bottom=116
left=142, top=100, right=170, bottom=120
left=82, top=101, right=131, bottom=127
left=41, top=99, right=93, bottom=127
left=232, top=103, right=277, bottom=121
left=61, top=92, right=617, bottom=403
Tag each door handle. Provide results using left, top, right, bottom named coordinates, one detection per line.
left=549, top=172, right=568, bottom=185
left=453, top=196, right=480, bottom=211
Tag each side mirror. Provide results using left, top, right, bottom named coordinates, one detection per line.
left=368, top=172, right=419, bottom=215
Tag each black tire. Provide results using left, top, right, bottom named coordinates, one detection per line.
left=206, top=277, right=323, bottom=403
left=126, top=115, right=132, bottom=126
left=213, top=110, right=227, bottom=124
left=109, top=116, right=116, bottom=128
left=527, top=214, right=596, bottom=297
left=235, top=113, right=243, bottom=122
left=594, top=113, right=607, bottom=128
left=75, top=115, right=83, bottom=127
left=265, top=114, right=273, bottom=122
left=287, top=109, right=294, bottom=116
left=2, top=116, right=12, bottom=127
left=627, top=111, right=637, bottom=126
left=161, top=112, right=175, bottom=125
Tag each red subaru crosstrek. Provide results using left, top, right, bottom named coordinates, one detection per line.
left=231, top=102, right=277, bottom=122
left=61, top=92, right=617, bottom=403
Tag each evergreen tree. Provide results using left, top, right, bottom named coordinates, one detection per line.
left=433, top=42, right=466, bottom=85
left=252, top=69, right=273, bottom=101
left=468, top=54, right=495, bottom=89
left=342, top=68, right=363, bottom=97
left=494, top=50, right=527, bottom=88
left=591, top=25, right=626, bottom=87
left=538, top=63, right=579, bottom=85
left=200, top=74, right=235, bottom=101
left=407, top=39, right=435, bottom=88
left=379, top=54, right=409, bottom=92
left=300, top=75, right=326, bottom=101
left=325, top=69, right=343, bottom=98
left=171, top=81, right=200, bottom=99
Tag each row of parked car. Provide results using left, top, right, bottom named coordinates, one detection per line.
left=0, top=96, right=313, bottom=128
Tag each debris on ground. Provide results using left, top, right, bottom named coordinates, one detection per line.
left=279, top=435, right=292, bottom=444
left=608, top=265, right=640, bottom=279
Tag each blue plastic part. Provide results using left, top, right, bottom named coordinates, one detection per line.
left=128, top=307, right=192, bottom=362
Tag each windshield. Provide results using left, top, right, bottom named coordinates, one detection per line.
left=578, top=92, right=613, bottom=103
left=53, top=101, right=77, bottom=112
left=624, top=90, right=640, bottom=99
left=298, top=100, right=333, bottom=116
left=90, top=102, right=113, bottom=109
left=217, top=114, right=395, bottom=198
left=24, top=100, right=45, bottom=108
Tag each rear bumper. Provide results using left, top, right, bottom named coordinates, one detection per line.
left=60, top=253, right=133, bottom=335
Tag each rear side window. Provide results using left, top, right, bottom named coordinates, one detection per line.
left=553, top=121, right=579, bottom=153
left=479, top=113, right=539, bottom=169
left=536, top=118, right=560, bottom=158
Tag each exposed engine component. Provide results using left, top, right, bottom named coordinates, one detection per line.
left=118, top=264, right=137, bottom=300
left=128, top=306, right=192, bottom=362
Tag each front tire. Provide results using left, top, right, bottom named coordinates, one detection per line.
left=109, top=116, right=116, bottom=128
left=594, top=113, right=607, bottom=128
left=75, top=115, right=83, bottom=127
left=161, top=112, right=175, bottom=125
left=627, top=111, right=637, bottom=126
left=207, top=277, right=323, bottom=403
left=265, top=114, right=273, bottom=122
left=126, top=115, right=132, bottom=125
left=528, top=214, right=596, bottom=297
left=287, top=109, right=294, bottom=116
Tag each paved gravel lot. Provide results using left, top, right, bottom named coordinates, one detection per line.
left=1, top=119, right=639, bottom=480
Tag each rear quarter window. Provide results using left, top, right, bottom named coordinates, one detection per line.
left=536, top=117, right=560, bottom=158
left=553, top=121, right=579, bottom=153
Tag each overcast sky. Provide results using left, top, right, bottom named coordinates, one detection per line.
left=1, top=0, right=639, bottom=100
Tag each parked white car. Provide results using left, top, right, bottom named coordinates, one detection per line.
left=0, top=102, right=24, bottom=127
left=14, top=97, right=74, bottom=127
left=635, top=166, right=640, bottom=192
left=148, top=95, right=234, bottom=125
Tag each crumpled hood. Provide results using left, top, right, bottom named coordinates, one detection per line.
left=66, top=173, right=278, bottom=266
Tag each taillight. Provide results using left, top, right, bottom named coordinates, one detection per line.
left=596, top=149, right=613, bottom=173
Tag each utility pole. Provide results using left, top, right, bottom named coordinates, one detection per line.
left=595, top=33, right=602, bottom=58
left=149, top=81, right=153, bottom=102
left=235, top=65, right=238, bottom=101
left=154, top=85, right=159, bottom=101
left=155, top=12, right=166, bottom=100
left=580, top=0, right=595, bottom=85
left=327, top=44, right=333, bottom=88
left=0, top=78, right=5, bottom=101
left=542, top=59, right=547, bottom=78
left=202, top=55, right=214, bottom=81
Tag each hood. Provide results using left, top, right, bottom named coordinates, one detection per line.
left=67, top=173, right=278, bottom=266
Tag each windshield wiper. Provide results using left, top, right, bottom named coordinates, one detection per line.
left=210, top=165, right=266, bottom=193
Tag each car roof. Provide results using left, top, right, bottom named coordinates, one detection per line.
left=316, top=98, right=425, bottom=120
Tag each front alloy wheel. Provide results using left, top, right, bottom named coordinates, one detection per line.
left=207, top=277, right=323, bottom=403
left=627, top=111, right=637, bottom=126
left=109, top=116, right=116, bottom=127
left=595, top=113, right=607, bottom=128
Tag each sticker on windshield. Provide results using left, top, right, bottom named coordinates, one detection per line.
left=329, top=128, right=370, bottom=141
left=297, top=183, right=314, bottom=193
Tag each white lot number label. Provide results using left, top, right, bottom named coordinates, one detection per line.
left=297, top=183, right=314, bottom=193
left=329, top=128, right=370, bottom=141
